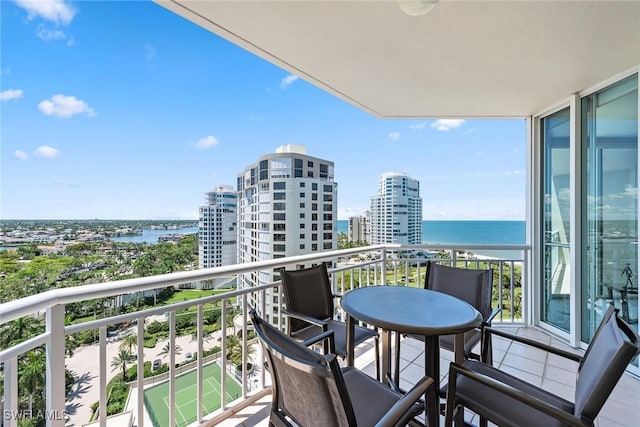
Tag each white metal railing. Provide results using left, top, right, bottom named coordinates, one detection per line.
left=0, top=244, right=529, bottom=427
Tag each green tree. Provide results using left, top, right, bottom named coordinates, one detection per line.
left=158, top=342, right=182, bottom=360
left=0, top=316, right=43, bottom=349
left=119, top=334, right=137, bottom=354
left=19, top=350, right=45, bottom=412
left=111, top=349, right=135, bottom=381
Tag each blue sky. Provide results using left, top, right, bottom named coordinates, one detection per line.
left=1, top=0, right=526, bottom=221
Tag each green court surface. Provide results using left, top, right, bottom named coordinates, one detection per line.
left=143, top=363, right=243, bottom=427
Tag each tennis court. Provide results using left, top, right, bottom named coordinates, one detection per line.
left=143, top=362, right=243, bottom=427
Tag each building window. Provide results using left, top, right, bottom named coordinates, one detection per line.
left=273, top=203, right=286, bottom=210
left=312, top=244, right=318, bottom=251
left=312, top=183, right=318, bottom=190
left=273, top=223, right=286, bottom=231
left=300, top=244, right=305, bottom=249
left=273, top=244, right=286, bottom=252
left=312, top=193, right=318, bottom=201
left=273, top=192, right=286, bottom=200
left=273, top=181, right=286, bottom=190
left=324, top=184, right=332, bottom=192
left=273, top=213, right=286, bottom=221
left=300, top=202, right=305, bottom=208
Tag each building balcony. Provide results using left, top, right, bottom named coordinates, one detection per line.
left=1, top=244, right=638, bottom=427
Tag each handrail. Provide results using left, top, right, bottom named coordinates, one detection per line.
left=0, top=245, right=390, bottom=324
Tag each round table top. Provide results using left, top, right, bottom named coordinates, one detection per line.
left=341, top=285, right=482, bottom=336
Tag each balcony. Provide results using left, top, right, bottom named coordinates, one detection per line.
left=1, top=244, right=638, bottom=427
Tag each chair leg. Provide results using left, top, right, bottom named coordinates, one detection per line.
left=394, top=331, right=401, bottom=384
left=374, top=335, right=381, bottom=381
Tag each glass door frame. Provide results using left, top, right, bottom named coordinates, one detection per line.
left=532, top=67, right=639, bottom=363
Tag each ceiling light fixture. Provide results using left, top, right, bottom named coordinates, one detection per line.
left=397, top=0, right=439, bottom=16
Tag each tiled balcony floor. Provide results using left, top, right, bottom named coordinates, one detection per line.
left=218, top=326, right=640, bottom=427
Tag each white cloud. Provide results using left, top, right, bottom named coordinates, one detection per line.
left=504, top=170, right=523, bottom=176
left=431, top=119, right=465, bottom=131
left=36, top=25, right=74, bottom=45
left=280, top=74, right=299, bottom=89
left=0, top=89, right=23, bottom=101
left=38, top=94, right=95, bottom=118
left=388, top=132, right=400, bottom=141
left=14, top=150, right=27, bottom=160
left=15, top=0, right=76, bottom=25
left=34, top=146, right=60, bottom=158
left=410, top=121, right=426, bottom=131
left=195, top=135, right=219, bottom=149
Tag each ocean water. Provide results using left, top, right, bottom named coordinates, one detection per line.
left=337, top=220, right=526, bottom=259
left=337, top=220, right=525, bottom=245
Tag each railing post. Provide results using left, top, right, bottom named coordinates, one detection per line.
left=168, top=311, right=176, bottom=427
left=99, top=326, right=107, bottom=427
left=381, top=248, right=387, bottom=286
left=196, top=304, right=204, bottom=424
left=136, top=317, right=145, bottom=427
left=3, top=357, right=18, bottom=427
left=46, top=305, right=66, bottom=427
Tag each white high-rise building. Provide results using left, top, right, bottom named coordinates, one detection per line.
left=348, top=210, right=371, bottom=244
left=370, top=172, right=422, bottom=245
left=237, top=145, right=337, bottom=325
left=198, top=185, right=238, bottom=269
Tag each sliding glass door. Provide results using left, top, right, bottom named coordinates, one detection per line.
left=582, top=75, right=638, bottom=342
left=541, top=108, right=571, bottom=332
left=540, top=73, right=639, bottom=354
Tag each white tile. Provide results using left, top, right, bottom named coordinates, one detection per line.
left=501, top=352, right=546, bottom=376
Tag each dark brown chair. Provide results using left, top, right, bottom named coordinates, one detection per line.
left=395, top=261, right=498, bottom=382
left=279, top=264, right=380, bottom=379
left=444, top=306, right=640, bottom=427
left=249, top=309, right=434, bottom=427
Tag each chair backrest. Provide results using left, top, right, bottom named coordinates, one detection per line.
left=574, top=306, right=640, bottom=421
left=249, top=309, right=356, bottom=426
left=280, top=264, right=334, bottom=333
left=425, top=261, right=493, bottom=319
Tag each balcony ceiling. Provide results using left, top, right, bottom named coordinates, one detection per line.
left=156, top=0, right=640, bottom=118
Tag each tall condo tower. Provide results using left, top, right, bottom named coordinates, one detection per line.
left=237, top=145, right=337, bottom=325
left=348, top=210, right=372, bottom=244
left=198, top=185, right=238, bottom=269
left=370, top=172, right=422, bottom=245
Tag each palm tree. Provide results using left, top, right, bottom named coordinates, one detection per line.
left=119, top=334, right=137, bottom=353
left=111, top=348, right=135, bottom=381
left=19, top=350, right=46, bottom=412
left=158, top=342, right=182, bottom=360
left=227, top=336, right=256, bottom=372
left=0, top=316, right=43, bottom=348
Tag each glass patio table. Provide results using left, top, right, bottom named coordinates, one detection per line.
left=342, top=285, right=482, bottom=427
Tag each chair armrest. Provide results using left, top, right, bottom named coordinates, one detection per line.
left=302, top=330, right=336, bottom=354
left=375, top=375, right=434, bottom=427
left=447, top=362, right=587, bottom=427
left=483, top=327, right=582, bottom=362
left=482, top=307, right=501, bottom=326
left=282, top=308, right=329, bottom=330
